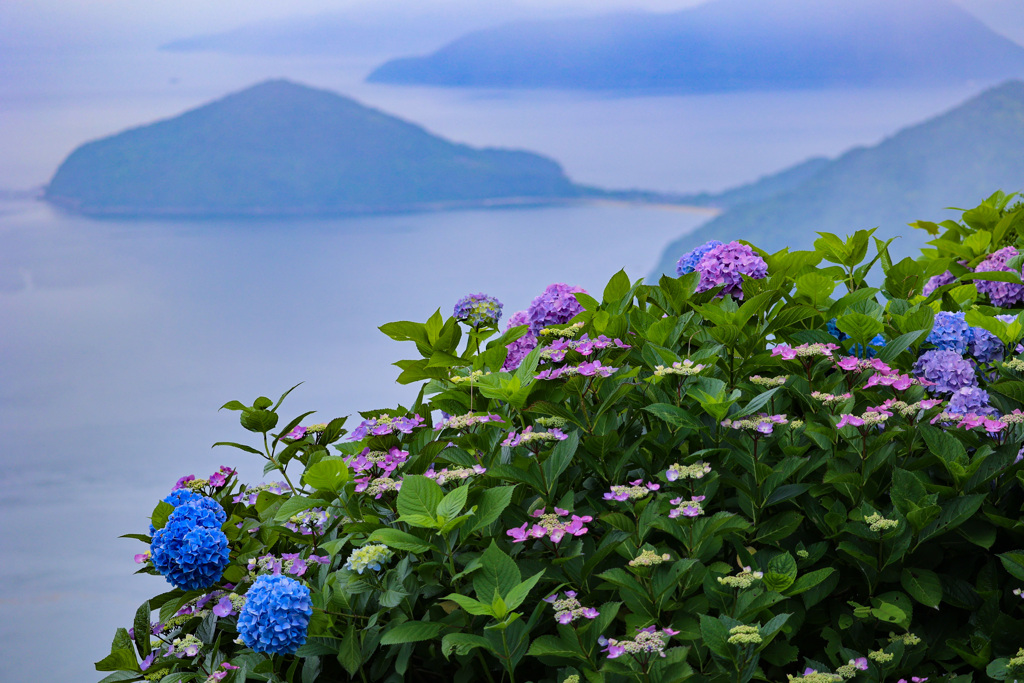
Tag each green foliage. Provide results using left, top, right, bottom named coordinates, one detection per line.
left=101, top=195, right=1024, bottom=683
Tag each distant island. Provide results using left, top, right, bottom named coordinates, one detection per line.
left=45, top=80, right=593, bottom=218
left=651, top=80, right=1024, bottom=276
left=368, top=0, right=1024, bottom=92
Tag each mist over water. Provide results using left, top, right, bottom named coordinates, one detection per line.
left=0, top=22, right=1008, bottom=682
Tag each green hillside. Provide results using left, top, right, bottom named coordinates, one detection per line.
left=653, top=80, right=1024, bottom=275
left=45, top=80, right=579, bottom=217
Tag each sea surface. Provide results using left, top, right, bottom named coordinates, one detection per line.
left=0, top=46, right=996, bottom=681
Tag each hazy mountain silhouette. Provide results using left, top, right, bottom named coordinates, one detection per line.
left=369, top=0, right=1024, bottom=92
left=651, top=80, right=1024, bottom=275
left=45, top=80, right=579, bottom=217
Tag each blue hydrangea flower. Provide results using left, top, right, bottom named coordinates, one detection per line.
left=527, top=283, right=587, bottom=335
left=344, top=544, right=394, bottom=574
left=151, top=490, right=227, bottom=534
left=826, top=318, right=849, bottom=341
left=453, top=293, right=503, bottom=328
left=694, top=241, right=768, bottom=300
left=150, top=500, right=230, bottom=590
left=968, top=326, right=1003, bottom=364
left=237, top=575, right=312, bottom=655
left=913, top=350, right=977, bottom=394
left=947, top=386, right=998, bottom=417
left=675, top=240, right=723, bottom=276
left=925, top=311, right=970, bottom=353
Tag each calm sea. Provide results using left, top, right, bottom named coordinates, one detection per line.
left=0, top=47, right=992, bottom=681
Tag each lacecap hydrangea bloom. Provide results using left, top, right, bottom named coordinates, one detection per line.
left=675, top=240, right=723, bottom=276
left=344, top=543, right=394, bottom=574
left=925, top=311, right=970, bottom=353
left=527, top=283, right=588, bottom=335
left=503, top=310, right=537, bottom=372
left=976, top=246, right=1024, bottom=307
left=453, top=293, right=503, bottom=328
left=913, top=350, right=977, bottom=394
left=150, top=499, right=230, bottom=591
left=694, top=241, right=768, bottom=299
left=236, top=574, right=312, bottom=655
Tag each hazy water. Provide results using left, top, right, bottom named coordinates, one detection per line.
left=0, top=45, right=1003, bottom=682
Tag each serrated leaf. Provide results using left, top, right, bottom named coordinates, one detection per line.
left=380, top=621, right=445, bottom=645
left=302, top=457, right=349, bottom=493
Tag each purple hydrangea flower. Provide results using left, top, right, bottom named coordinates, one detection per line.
left=923, top=270, right=956, bottom=296
left=694, top=241, right=768, bottom=299
left=926, top=311, right=970, bottom=354
left=237, top=574, right=312, bottom=655
left=913, top=350, right=977, bottom=394
left=968, top=326, right=1003, bottom=363
left=503, top=310, right=537, bottom=371
left=675, top=240, right=723, bottom=276
left=453, top=293, right=503, bottom=328
left=976, top=246, right=1024, bottom=307
left=947, top=386, right=998, bottom=417
left=527, top=283, right=588, bottom=335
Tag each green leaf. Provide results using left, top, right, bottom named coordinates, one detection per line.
left=211, top=441, right=263, bottom=456
left=337, top=622, right=362, bottom=676
left=444, top=593, right=495, bottom=616
left=468, top=486, right=516, bottom=533
left=302, top=457, right=349, bottom=493
left=273, top=495, right=327, bottom=522
left=436, top=485, right=469, bottom=522
left=785, top=567, right=835, bottom=596
left=132, top=601, right=151, bottom=658
left=998, top=550, right=1024, bottom=581
left=441, top=633, right=494, bottom=659
left=901, top=568, right=943, bottom=608
left=149, top=501, right=174, bottom=532
left=699, top=614, right=732, bottom=660
left=504, top=570, right=545, bottom=611
left=643, top=403, right=702, bottom=431
left=366, top=528, right=437, bottom=554
left=526, top=635, right=577, bottom=658
left=603, top=269, right=631, bottom=304
left=396, top=475, right=444, bottom=524
left=380, top=621, right=445, bottom=645
left=240, top=408, right=279, bottom=434
left=835, top=312, right=883, bottom=347
left=474, top=541, right=521, bottom=602
left=919, top=494, right=986, bottom=543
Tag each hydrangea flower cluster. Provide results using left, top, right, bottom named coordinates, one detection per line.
left=922, top=270, right=957, bottom=295
left=345, top=447, right=409, bottom=476
left=975, top=246, right=1024, bottom=306
left=539, top=334, right=629, bottom=361
left=666, top=461, right=712, bottom=481
left=527, top=283, right=588, bottom=335
left=771, top=342, right=840, bottom=360
left=834, top=657, right=869, bottom=679
left=913, top=350, right=977, bottom=394
left=535, top=360, right=619, bottom=379
left=947, top=386, right=998, bottom=417
left=727, top=624, right=762, bottom=645
left=540, top=321, right=585, bottom=338
left=506, top=507, right=592, bottom=544
left=344, top=544, right=394, bottom=574
left=433, top=413, right=503, bottom=430
left=172, top=466, right=236, bottom=493
left=204, top=662, right=241, bottom=683
left=721, top=414, right=788, bottom=434
left=968, top=325, right=1003, bottom=363
left=168, top=633, right=203, bottom=658
left=676, top=240, right=723, bottom=276
left=151, top=489, right=228, bottom=534
left=453, top=293, right=503, bottom=328
left=502, top=310, right=537, bottom=371
left=424, top=464, right=486, bottom=485
left=236, top=574, right=312, bottom=655
left=247, top=553, right=330, bottom=578
left=836, top=409, right=892, bottom=429
left=600, top=625, right=678, bottom=660
left=150, top=498, right=231, bottom=591
left=835, top=356, right=893, bottom=374
left=925, top=311, right=970, bottom=353
left=669, top=495, right=706, bottom=518
left=862, top=371, right=918, bottom=391
left=502, top=426, right=568, bottom=447
left=717, top=566, right=764, bottom=589
left=450, top=370, right=491, bottom=384
left=603, top=479, right=660, bottom=501
left=786, top=670, right=844, bottom=683
left=811, top=391, right=852, bottom=406
left=864, top=513, right=899, bottom=533
left=348, top=414, right=425, bottom=440
left=354, top=475, right=402, bottom=498
left=693, top=241, right=768, bottom=299
left=653, top=360, right=706, bottom=377
left=750, top=374, right=787, bottom=387
left=542, top=591, right=600, bottom=624
left=872, top=398, right=942, bottom=418
left=284, top=508, right=328, bottom=535
left=233, top=481, right=289, bottom=506
left=629, top=550, right=672, bottom=567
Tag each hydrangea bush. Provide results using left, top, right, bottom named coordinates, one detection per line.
left=99, top=191, right=1024, bottom=683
